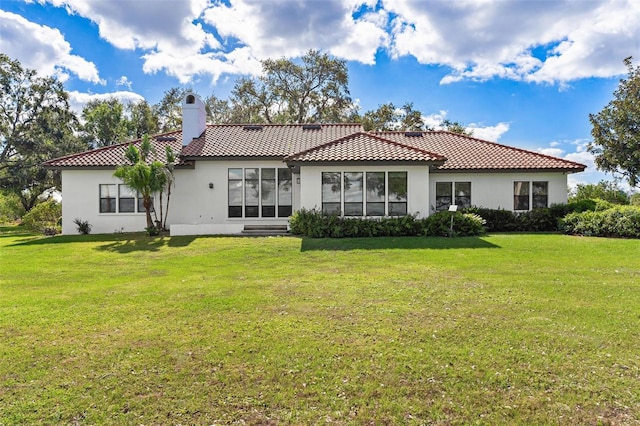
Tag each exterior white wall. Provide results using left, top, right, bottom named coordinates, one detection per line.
left=60, top=166, right=571, bottom=235
left=429, top=171, right=569, bottom=211
left=167, top=160, right=291, bottom=235
left=299, top=165, right=431, bottom=218
left=60, top=160, right=292, bottom=235
left=60, top=169, right=151, bottom=235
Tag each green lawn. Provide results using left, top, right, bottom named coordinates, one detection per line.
left=1, top=228, right=639, bottom=425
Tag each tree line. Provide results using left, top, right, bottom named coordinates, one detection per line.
left=1, top=50, right=639, bottom=215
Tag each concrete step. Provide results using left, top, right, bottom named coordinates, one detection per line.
left=241, top=225, right=289, bottom=236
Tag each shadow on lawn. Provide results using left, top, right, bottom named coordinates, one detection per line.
left=9, top=233, right=197, bottom=252
left=300, top=236, right=500, bottom=251
left=95, top=235, right=198, bottom=253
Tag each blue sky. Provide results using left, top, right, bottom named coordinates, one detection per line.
left=1, top=0, right=639, bottom=189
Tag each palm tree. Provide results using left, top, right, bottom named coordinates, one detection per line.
left=114, top=135, right=167, bottom=233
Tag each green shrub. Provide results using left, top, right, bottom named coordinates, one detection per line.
left=21, top=200, right=61, bottom=234
left=421, top=211, right=486, bottom=237
left=464, top=202, right=615, bottom=233
left=0, top=192, right=25, bottom=223
left=561, top=206, right=640, bottom=238
left=463, top=207, right=521, bottom=232
left=289, top=209, right=483, bottom=238
left=73, top=218, right=92, bottom=235
left=517, top=208, right=558, bottom=232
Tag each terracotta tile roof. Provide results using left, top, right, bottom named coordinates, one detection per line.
left=42, top=132, right=186, bottom=168
left=181, top=123, right=364, bottom=158
left=377, top=131, right=586, bottom=172
left=43, top=125, right=586, bottom=172
left=285, top=132, right=446, bottom=163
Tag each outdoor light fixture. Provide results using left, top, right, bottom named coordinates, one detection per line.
left=448, top=205, right=458, bottom=237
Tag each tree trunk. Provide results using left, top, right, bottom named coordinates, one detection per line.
left=163, top=185, right=172, bottom=231
left=143, top=196, right=154, bottom=229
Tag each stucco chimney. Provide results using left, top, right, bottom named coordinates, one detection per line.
left=182, top=92, right=206, bottom=146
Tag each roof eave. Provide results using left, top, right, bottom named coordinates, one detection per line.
left=432, top=166, right=586, bottom=173
left=285, top=159, right=445, bottom=167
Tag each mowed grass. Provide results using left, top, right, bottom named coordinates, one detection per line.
left=1, top=228, right=639, bottom=425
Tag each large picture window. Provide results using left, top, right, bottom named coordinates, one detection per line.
left=324, top=171, right=408, bottom=216
left=228, top=167, right=293, bottom=218
left=514, top=181, right=530, bottom=210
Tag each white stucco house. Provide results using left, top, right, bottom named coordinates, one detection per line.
left=43, top=93, right=586, bottom=235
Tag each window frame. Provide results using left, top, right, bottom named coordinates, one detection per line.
left=261, top=168, right=276, bottom=218
left=277, top=168, right=293, bottom=218
left=323, top=171, right=409, bottom=217
left=228, top=168, right=243, bottom=218
left=532, top=181, right=549, bottom=209
left=365, top=172, right=386, bottom=217
left=99, top=184, right=117, bottom=213
left=454, top=182, right=471, bottom=209
left=322, top=171, right=342, bottom=215
left=388, top=172, right=408, bottom=216
left=228, top=167, right=294, bottom=218
left=514, top=181, right=530, bottom=211
left=118, top=184, right=136, bottom=213
left=435, top=182, right=453, bottom=212
left=343, top=172, right=364, bottom=216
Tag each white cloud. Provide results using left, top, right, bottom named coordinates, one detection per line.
left=467, top=122, right=510, bottom=142
left=421, top=110, right=509, bottom=141
left=116, top=76, right=132, bottom=90
left=67, top=90, right=145, bottom=115
left=141, top=48, right=262, bottom=84
left=387, top=0, right=639, bottom=84
left=0, top=10, right=103, bottom=83
left=536, top=147, right=565, bottom=158
left=422, top=110, right=448, bottom=130
left=36, top=0, right=232, bottom=82
left=9, top=0, right=638, bottom=87
left=202, top=0, right=388, bottom=63
left=41, top=0, right=215, bottom=52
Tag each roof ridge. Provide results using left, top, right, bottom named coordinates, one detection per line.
left=363, top=131, right=446, bottom=160
left=285, top=131, right=446, bottom=161
left=205, top=123, right=363, bottom=128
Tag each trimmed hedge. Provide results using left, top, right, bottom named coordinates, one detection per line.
left=561, top=206, right=640, bottom=238
left=463, top=199, right=617, bottom=233
left=290, top=199, right=640, bottom=238
left=289, top=208, right=485, bottom=238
